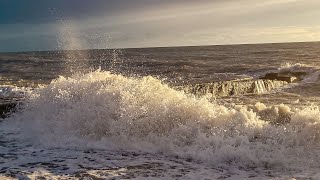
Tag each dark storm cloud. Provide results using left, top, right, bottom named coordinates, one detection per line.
left=0, top=0, right=214, bottom=24
left=0, top=0, right=121, bottom=24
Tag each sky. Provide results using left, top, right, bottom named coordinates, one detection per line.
left=0, top=0, right=320, bottom=52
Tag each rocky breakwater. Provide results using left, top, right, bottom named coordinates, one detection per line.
left=179, top=71, right=308, bottom=98
left=180, top=78, right=288, bottom=98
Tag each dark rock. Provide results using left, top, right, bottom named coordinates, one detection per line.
left=262, top=73, right=295, bottom=83
left=0, top=102, right=18, bottom=119
left=261, top=72, right=307, bottom=83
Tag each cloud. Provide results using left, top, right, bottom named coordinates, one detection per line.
left=0, top=0, right=320, bottom=52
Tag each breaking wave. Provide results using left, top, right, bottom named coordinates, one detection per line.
left=276, top=63, right=320, bottom=83
left=4, top=70, right=320, bottom=172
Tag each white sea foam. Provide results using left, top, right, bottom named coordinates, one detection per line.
left=4, top=70, right=320, bottom=175
left=0, top=85, right=31, bottom=99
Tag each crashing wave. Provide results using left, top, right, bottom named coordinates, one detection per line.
left=268, top=63, right=320, bottom=83
left=4, top=70, right=320, bottom=171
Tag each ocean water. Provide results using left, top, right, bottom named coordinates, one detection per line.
left=1, top=42, right=320, bottom=179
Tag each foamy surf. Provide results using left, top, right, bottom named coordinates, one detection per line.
left=2, top=70, right=320, bottom=179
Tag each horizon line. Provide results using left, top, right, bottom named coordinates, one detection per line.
left=1, top=40, right=320, bottom=54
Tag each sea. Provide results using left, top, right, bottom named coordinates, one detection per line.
left=1, top=42, right=320, bottom=179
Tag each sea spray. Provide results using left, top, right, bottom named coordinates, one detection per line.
left=4, top=70, right=320, bottom=172
left=57, top=21, right=90, bottom=75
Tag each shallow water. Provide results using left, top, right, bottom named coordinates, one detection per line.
left=1, top=42, right=320, bottom=179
